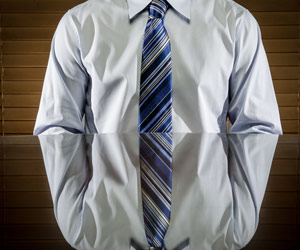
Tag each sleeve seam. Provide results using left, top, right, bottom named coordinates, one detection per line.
left=66, top=10, right=89, bottom=77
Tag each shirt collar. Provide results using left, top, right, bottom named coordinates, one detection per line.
left=127, top=0, right=191, bottom=20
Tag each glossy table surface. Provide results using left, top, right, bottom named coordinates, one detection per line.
left=0, top=133, right=299, bottom=250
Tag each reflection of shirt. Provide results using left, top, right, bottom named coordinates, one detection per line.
left=33, top=0, right=282, bottom=135
left=39, top=133, right=278, bottom=250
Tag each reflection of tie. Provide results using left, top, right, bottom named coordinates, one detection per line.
left=139, top=0, right=172, bottom=133
left=140, top=133, right=172, bottom=249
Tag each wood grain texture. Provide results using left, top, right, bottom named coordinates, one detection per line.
left=3, top=208, right=56, bottom=224
left=262, top=192, right=297, bottom=208
left=2, top=136, right=40, bottom=145
left=273, top=80, right=298, bottom=93
left=3, top=242, right=73, bottom=250
left=263, top=39, right=299, bottom=53
left=1, top=27, right=56, bottom=40
left=4, top=160, right=45, bottom=175
left=278, top=107, right=298, bottom=119
left=253, top=12, right=299, bottom=25
left=271, top=159, right=297, bottom=175
left=235, top=0, right=299, bottom=11
left=253, top=225, right=297, bottom=241
left=270, top=66, right=299, bottom=80
left=244, top=241, right=298, bottom=250
left=1, top=13, right=63, bottom=27
left=3, top=55, right=49, bottom=67
left=3, top=225, right=64, bottom=240
left=4, top=121, right=39, bottom=134
left=3, top=108, right=38, bottom=120
left=3, top=81, right=43, bottom=94
left=260, top=26, right=299, bottom=39
left=2, top=41, right=51, bottom=54
left=4, top=191, right=53, bottom=208
left=266, top=176, right=297, bottom=191
left=276, top=94, right=298, bottom=106
left=3, top=145, right=42, bottom=159
left=3, top=95, right=41, bottom=107
left=266, top=53, right=298, bottom=66
left=3, top=176, right=49, bottom=191
left=3, top=68, right=46, bottom=80
left=260, top=208, right=297, bottom=224
left=0, top=0, right=85, bottom=12
left=279, top=120, right=298, bottom=134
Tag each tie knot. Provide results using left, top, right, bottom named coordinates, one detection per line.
left=149, top=0, right=169, bottom=19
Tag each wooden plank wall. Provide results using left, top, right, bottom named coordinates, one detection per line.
left=244, top=135, right=300, bottom=250
left=1, top=136, right=73, bottom=249
left=0, top=0, right=299, bottom=135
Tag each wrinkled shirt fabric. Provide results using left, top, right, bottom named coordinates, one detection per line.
left=33, top=0, right=282, bottom=135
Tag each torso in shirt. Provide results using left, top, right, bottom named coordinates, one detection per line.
left=67, top=0, right=246, bottom=133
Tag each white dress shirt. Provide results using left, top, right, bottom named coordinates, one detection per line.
left=39, top=133, right=278, bottom=249
left=33, top=0, right=282, bottom=135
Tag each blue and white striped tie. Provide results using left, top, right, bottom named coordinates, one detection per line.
left=140, top=132, right=173, bottom=249
left=139, top=0, right=172, bottom=133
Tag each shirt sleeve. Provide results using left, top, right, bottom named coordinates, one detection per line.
left=228, top=9, right=282, bottom=134
left=33, top=10, right=88, bottom=135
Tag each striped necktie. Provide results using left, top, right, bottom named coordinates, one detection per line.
left=139, top=0, right=172, bottom=133
left=140, top=132, right=173, bottom=249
